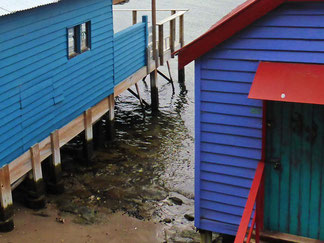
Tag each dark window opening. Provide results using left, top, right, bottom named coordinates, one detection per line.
left=67, top=21, right=91, bottom=59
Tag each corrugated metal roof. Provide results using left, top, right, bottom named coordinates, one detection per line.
left=0, top=0, right=60, bottom=17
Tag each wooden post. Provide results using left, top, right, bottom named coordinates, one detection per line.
left=158, top=24, right=164, bottom=66
left=26, top=144, right=46, bottom=209
left=0, top=165, right=14, bottom=232
left=170, top=10, right=176, bottom=54
left=179, top=14, right=185, bottom=83
left=151, top=0, right=159, bottom=111
left=200, top=230, right=212, bottom=243
left=47, top=130, right=64, bottom=194
left=107, top=95, right=115, bottom=141
left=93, top=119, right=105, bottom=150
left=132, top=10, right=137, bottom=25
left=83, top=109, right=94, bottom=165
left=150, top=71, right=159, bottom=111
left=146, top=45, right=151, bottom=74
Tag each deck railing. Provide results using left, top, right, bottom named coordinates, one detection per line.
left=234, top=161, right=265, bottom=243
left=114, top=9, right=188, bottom=66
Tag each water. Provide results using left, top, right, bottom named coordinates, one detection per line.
left=113, top=0, right=245, bottom=197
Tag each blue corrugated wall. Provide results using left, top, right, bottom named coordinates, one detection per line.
left=195, top=2, right=324, bottom=236
left=0, top=0, right=114, bottom=167
left=114, top=16, right=148, bottom=85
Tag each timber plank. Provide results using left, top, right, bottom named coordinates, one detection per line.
left=279, top=102, right=291, bottom=233
left=309, top=105, right=323, bottom=238
left=269, top=101, right=281, bottom=231
left=300, top=104, right=313, bottom=236
left=289, top=103, right=303, bottom=235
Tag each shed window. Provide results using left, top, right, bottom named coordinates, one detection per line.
left=68, top=26, right=79, bottom=58
left=67, top=21, right=91, bottom=59
left=81, top=22, right=91, bottom=52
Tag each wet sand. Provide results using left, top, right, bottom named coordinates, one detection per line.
left=0, top=204, right=163, bottom=243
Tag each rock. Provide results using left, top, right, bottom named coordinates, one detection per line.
left=56, top=217, right=65, bottom=224
left=140, top=186, right=168, bottom=201
left=57, top=200, right=78, bottom=214
left=79, top=207, right=96, bottom=222
left=163, top=218, right=172, bottom=223
left=184, top=214, right=194, bottom=221
left=169, top=197, right=183, bottom=205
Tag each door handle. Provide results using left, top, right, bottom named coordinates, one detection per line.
left=268, top=158, right=281, bottom=171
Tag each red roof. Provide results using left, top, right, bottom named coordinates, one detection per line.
left=249, top=62, right=324, bottom=105
left=176, top=0, right=324, bottom=69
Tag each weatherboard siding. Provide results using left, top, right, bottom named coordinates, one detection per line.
left=114, top=17, right=148, bottom=85
left=0, top=0, right=114, bottom=166
left=195, top=2, right=324, bottom=235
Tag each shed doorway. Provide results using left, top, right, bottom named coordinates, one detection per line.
left=264, top=101, right=324, bottom=240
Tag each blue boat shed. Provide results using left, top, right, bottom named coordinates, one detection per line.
left=176, top=0, right=324, bottom=242
left=0, top=0, right=152, bottom=231
left=0, top=0, right=188, bottom=232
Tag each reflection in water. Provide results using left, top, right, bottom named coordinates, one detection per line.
left=113, top=77, right=194, bottom=198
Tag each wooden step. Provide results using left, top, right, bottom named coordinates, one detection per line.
left=260, top=231, right=323, bottom=243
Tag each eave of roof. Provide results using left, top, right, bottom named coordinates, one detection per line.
left=113, top=0, right=130, bottom=5
left=0, top=0, right=60, bottom=17
left=175, top=0, right=324, bottom=69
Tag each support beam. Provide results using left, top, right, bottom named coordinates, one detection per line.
left=158, top=24, right=164, bottom=65
left=26, top=144, right=46, bottom=209
left=178, top=68, right=185, bottom=83
left=150, top=71, right=159, bottom=111
left=107, top=95, right=115, bottom=141
left=179, top=14, right=185, bottom=83
left=83, top=109, right=94, bottom=165
left=200, top=230, right=212, bottom=243
left=132, top=10, right=137, bottom=25
left=127, top=88, right=150, bottom=108
left=93, top=119, right=106, bottom=150
left=0, top=165, right=14, bottom=232
left=151, top=0, right=159, bottom=111
left=135, top=83, right=145, bottom=110
left=170, top=10, right=176, bottom=54
left=47, top=130, right=64, bottom=194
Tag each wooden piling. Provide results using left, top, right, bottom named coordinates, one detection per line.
left=170, top=10, right=176, bottom=54
left=179, top=14, right=185, bottom=83
left=46, top=130, right=64, bottom=194
left=93, top=119, right=106, bottom=149
left=150, top=71, right=159, bottom=111
left=0, top=165, right=14, bottom=232
left=26, top=144, right=46, bottom=209
left=107, top=94, right=115, bottom=141
left=200, top=230, right=212, bottom=243
left=178, top=68, right=185, bottom=83
left=132, top=10, right=137, bottom=25
left=83, top=109, right=94, bottom=165
left=151, top=0, right=159, bottom=111
left=158, top=24, right=164, bottom=66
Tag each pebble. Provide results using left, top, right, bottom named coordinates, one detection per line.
left=169, top=197, right=183, bottom=205
left=163, top=218, right=172, bottom=223
left=184, top=214, right=194, bottom=221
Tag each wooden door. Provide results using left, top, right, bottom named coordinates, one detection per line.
left=264, top=101, right=324, bottom=240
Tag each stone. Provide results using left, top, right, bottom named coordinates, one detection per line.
left=169, top=197, right=183, bottom=205
left=163, top=218, right=172, bottom=223
left=184, top=214, right=194, bottom=221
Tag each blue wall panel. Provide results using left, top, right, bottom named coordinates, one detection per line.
left=114, top=17, right=148, bottom=85
left=0, top=0, right=114, bottom=166
left=195, top=2, right=324, bottom=236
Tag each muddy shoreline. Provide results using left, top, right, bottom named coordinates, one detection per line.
left=4, top=103, right=199, bottom=243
